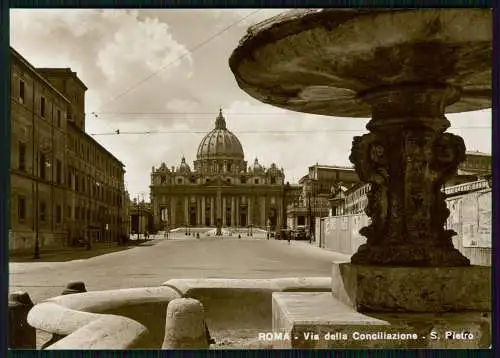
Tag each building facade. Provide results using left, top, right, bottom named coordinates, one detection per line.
left=150, top=110, right=287, bottom=230
left=129, top=199, right=154, bottom=236
left=459, top=151, right=491, bottom=175
left=9, top=48, right=127, bottom=251
left=287, top=165, right=362, bottom=230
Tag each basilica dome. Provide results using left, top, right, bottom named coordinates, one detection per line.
left=196, top=109, right=244, bottom=160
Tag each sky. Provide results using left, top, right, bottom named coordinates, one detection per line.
left=10, top=9, right=492, bottom=199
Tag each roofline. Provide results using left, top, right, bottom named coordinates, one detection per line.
left=67, top=121, right=125, bottom=169
left=11, top=47, right=71, bottom=104
left=36, top=67, right=88, bottom=91
left=309, top=164, right=355, bottom=171
left=465, top=151, right=491, bottom=157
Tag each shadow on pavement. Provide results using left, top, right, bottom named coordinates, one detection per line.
left=9, top=240, right=160, bottom=263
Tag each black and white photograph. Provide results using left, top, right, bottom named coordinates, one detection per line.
left=7, top=7, right=492, bottom=351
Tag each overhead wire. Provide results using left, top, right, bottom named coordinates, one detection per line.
left=88, top=126, right=491, bottom=136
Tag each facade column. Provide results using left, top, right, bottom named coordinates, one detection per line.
left=196, top=197, right=201, bottom=226
left=222, top=196, right=226, bottom=226
left=248, top=196, right=252, bottom=225
left=210, top=196, right=215, bottom=226
left=235, top=197, right=240, bottom=227
left=261, top=196, right=266, bottom=227
left=184, top=196, right=189, bottom=226
left=231, top=196, right=236, bottom=227
left=170, top=197, right=176, bottom=227
left=217, top=190, right=222, bottom=222
left=201, top=196, right=206, bottom=226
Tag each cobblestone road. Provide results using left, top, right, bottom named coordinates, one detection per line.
left=9, top=232, right=350, bottom=304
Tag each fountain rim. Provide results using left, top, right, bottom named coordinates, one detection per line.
left=228, top=8, right=492, bottom=118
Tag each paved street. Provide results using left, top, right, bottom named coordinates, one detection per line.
left=9, top=232, right=350, bottom=304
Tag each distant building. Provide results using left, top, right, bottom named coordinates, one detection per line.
left=9, top=48, right=127, bottom=252
left=150, top=110, right=287, bottom=231
left=129, top=198, right=154, bottom=235
left=459, top=151, right=491, bottom=175
left=334, top=152, right=490, bottom=216
left=287, top=164, right=362, bottom=230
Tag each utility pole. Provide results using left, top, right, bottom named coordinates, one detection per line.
left=308, top=179, right=313, bottom=240
left=137, top=195, right=141, bottom=241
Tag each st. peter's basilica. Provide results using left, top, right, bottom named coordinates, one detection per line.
left=150, top=110, right=287, bottom=231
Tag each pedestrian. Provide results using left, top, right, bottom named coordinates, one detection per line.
left=287, top=231, right=291, bottom=245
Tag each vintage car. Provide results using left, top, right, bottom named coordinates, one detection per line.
left=276, top=229, right=292, bottom=240
left=294, top=226, right=308, bottom=240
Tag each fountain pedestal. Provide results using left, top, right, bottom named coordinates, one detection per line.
left=272, top=262, right=490, bottom=348
left=229, top=8, right=492, bottom=349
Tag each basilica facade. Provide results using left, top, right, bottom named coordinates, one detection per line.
left=150, top=110, right=286, bottom=230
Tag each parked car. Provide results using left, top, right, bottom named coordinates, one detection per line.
left=276, top=229, right=291, bottom=240
left=294, top=226, right=308, bottom=240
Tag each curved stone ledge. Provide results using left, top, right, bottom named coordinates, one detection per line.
left=162, top=277, right=332, bottom=338
left=162, top=277, right=332, bottom=294
left=48, top=315, right=148, bottom=350
left=27, top=278, right=331, bottom=349
left=28, top=286, right=182, bottom=349
left=44, top=286, right=181, bottom=313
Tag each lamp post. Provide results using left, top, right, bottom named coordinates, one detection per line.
left=282, top=182, right=291, bottom=231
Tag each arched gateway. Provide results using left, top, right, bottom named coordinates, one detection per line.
left=150, top=110, right=286, bottom=231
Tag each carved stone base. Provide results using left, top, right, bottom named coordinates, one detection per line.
left=331, top=262, right=491, bottom=313
left=350, top=243, right=470, bottom=267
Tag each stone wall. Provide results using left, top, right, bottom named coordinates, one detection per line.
left=9, top=229, right=68, bottom=252
left=318, top=189, right=491, bottom=266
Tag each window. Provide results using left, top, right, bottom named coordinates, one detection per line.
left=270, top=177, right=276, bottom=184
left=40, top=201, right=47, bottom=221
left=56, top=160, right=62, bottom=184
left=40, top=97, right=46, bottom=118
left=39, top=153, right=46, bottom=179
left=254, top=179, right=259, bottom=184
left=57, top=110, right=61, bottom=127
left=177, top=178, right=182, bottom=184
left=18, top=142, right=26, bottom=171
left=161, top=175, right=166, bottom=184
left=75, top=206, right=80, bottom=220
left=18, top=196, right=26, bottom=221
left=19, top=80, right=25, bottom=103
left=241, top=177, right=246, bottom=184
left=56, top=205, right=62, bottom=223
left=75, top=173, right=79, bottom=191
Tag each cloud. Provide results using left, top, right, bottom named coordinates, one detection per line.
left=10, top=9, right=193, bottom=115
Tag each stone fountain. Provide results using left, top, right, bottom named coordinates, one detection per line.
left=229, top=8, right=491, bottom=348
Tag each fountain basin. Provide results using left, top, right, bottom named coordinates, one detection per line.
left=229, top=8, right=491, bottom=117
left=27, top=277, right=331, bottom=349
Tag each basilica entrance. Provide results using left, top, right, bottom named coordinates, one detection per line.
left=225, top=207, right=231, bottom=227
left=269, top=208, right=277, bottom=230
left=189, top=206, right=196, bottom=226
left=240, top=213, right=247, bottom=227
